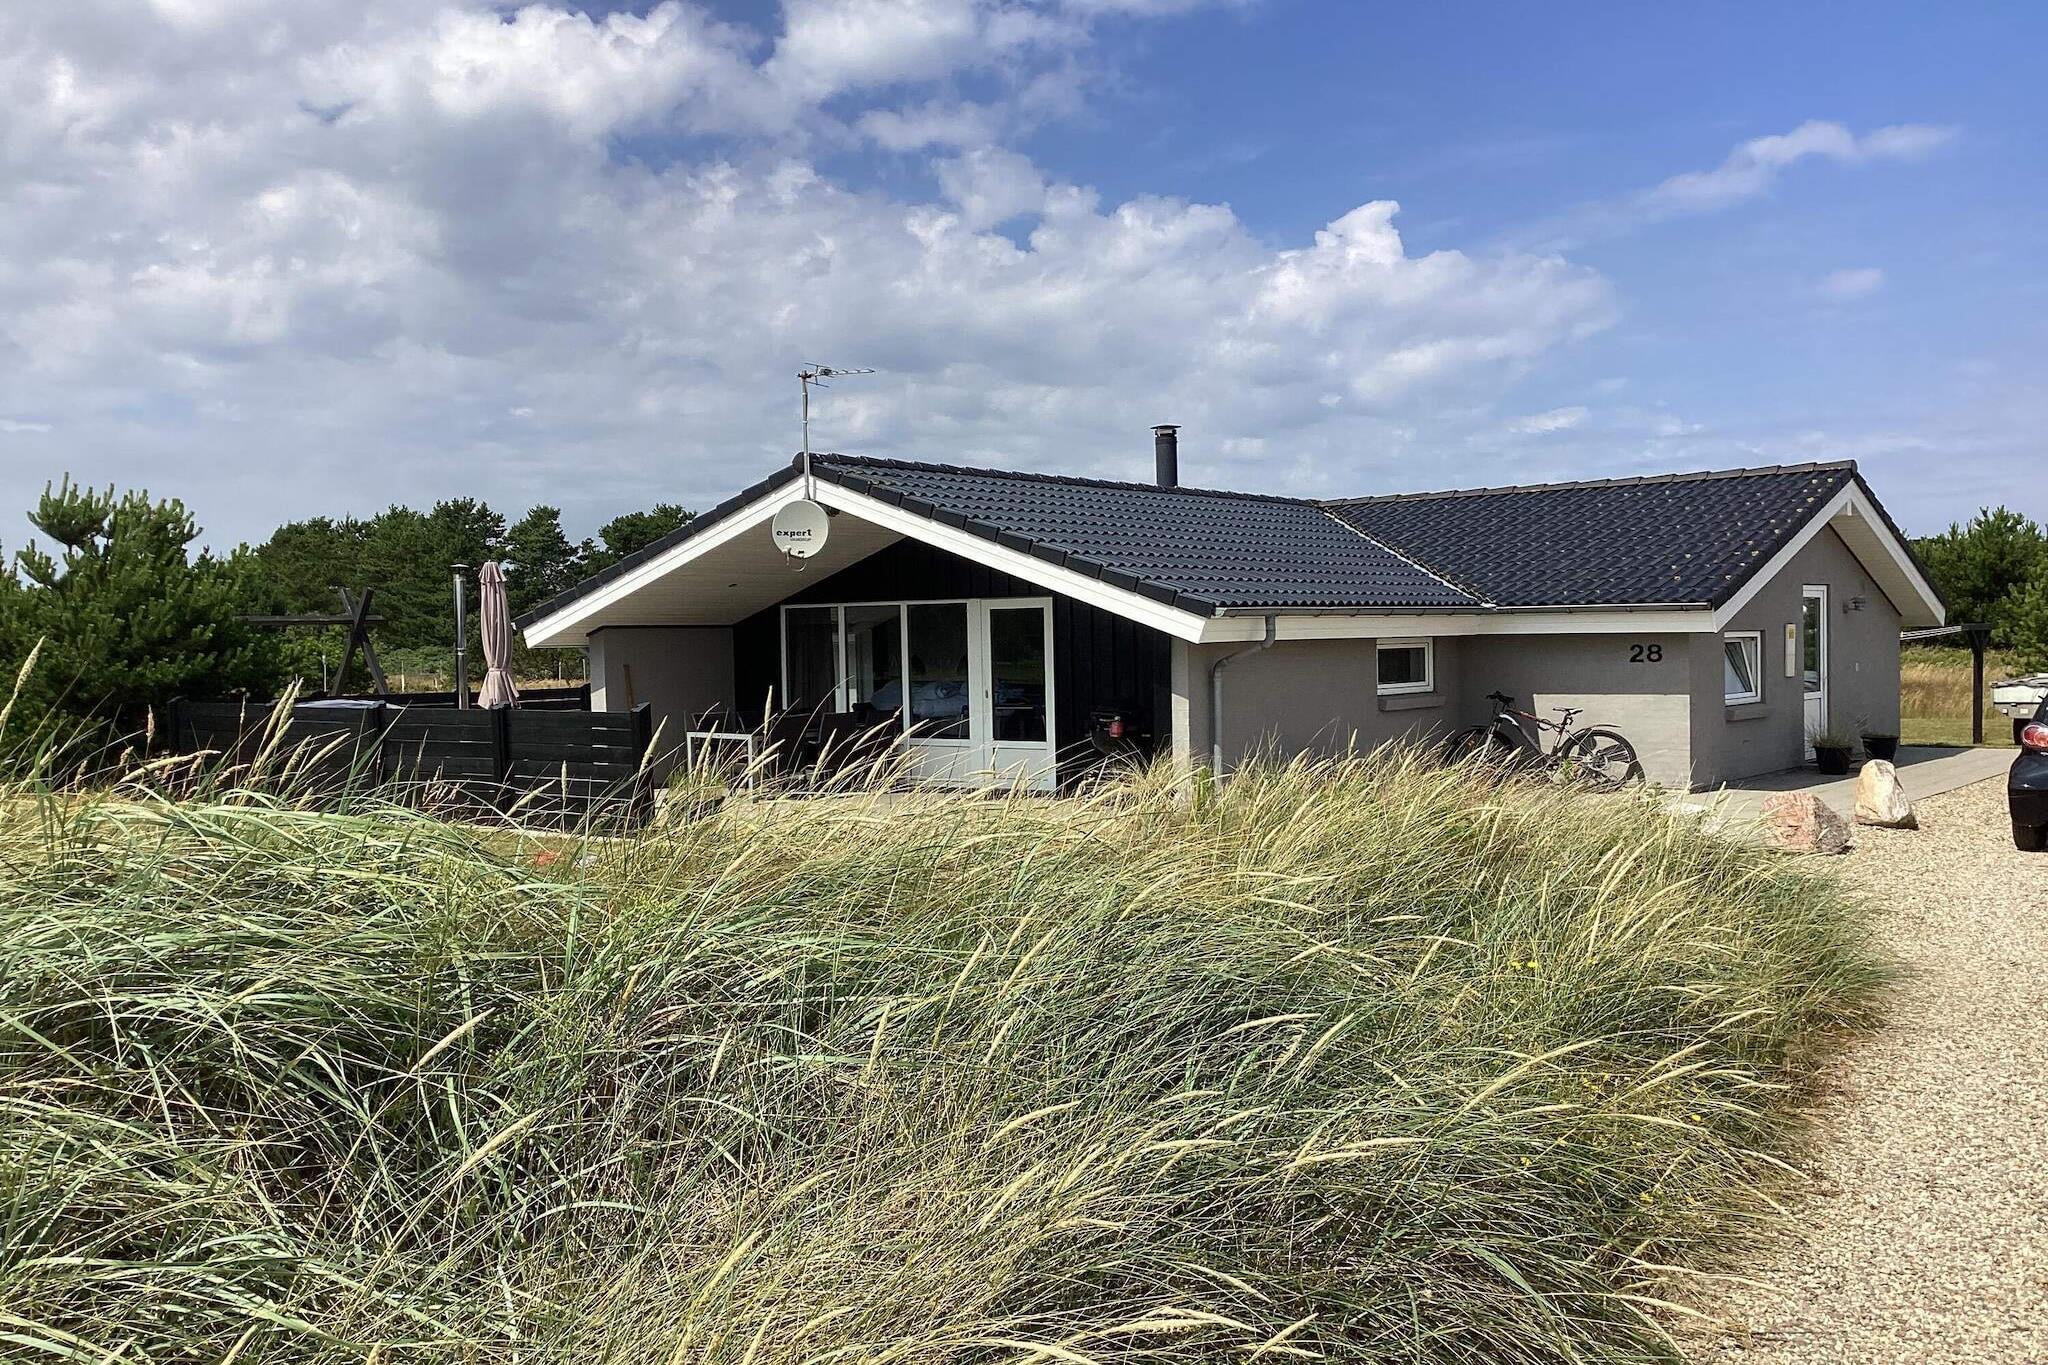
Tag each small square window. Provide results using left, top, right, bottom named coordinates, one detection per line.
left=1723, top=631, right=1763, bottom=706
left=1377, top=638, right=1433, bottom=695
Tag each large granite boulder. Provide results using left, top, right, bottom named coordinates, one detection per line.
left=1760, top=791, right=1853, bottom=855
left=1853, top=760, right=1918, bottom=829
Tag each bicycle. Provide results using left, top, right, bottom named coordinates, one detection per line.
left=1444, top=691, right=1645, bottom=790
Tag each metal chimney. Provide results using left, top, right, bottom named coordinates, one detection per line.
left=1152, top=424, right=1180, bottom=488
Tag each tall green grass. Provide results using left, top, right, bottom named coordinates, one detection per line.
left=0, top=751, right=1885, bottom=1363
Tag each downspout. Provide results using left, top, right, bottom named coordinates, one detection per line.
left=1209, top=614, right=1278, bottom=776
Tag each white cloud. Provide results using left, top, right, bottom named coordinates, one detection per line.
left=1639, top=120, right=1955, bottom=218
left=304, top=3, right=785, bottom=140
left=0, top=418, right=54, bottom=434
left=0, top=0, right=1615, bottom=545
left=765, top=0, right=1066, bottom=104
left=1505, top=406, right=1587, bottom=434
left=933, top=147, right=1049, bottom=227
left=1529, top=119, right=1958, bottom=248
left=1059, top=0, right=1230, bottom=14
left=857, top=99, right=1002, bottom=150
left=1819, top=266, right=1885, bottom=300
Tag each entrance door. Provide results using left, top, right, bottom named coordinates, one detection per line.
left=1802, top=584, right=1828, bottom=755
left=976, top=600, right=1056, bottom=791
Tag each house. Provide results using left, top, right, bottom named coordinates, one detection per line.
left=517, top=430, right=1943, bottom=790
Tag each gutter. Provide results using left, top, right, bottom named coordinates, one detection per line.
left=1206, top=601, right=1712, bottom=618
left=1209, top=613, right=1278, bottom=776
left=1210, top=605, right=1487, bottom=618
left=1485, top=601, right=1711, bottom=614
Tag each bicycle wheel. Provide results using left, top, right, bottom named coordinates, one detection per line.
left=1444, top=726, right=1518, bottom=773
left=1560, top=727, right=1644, bottom=790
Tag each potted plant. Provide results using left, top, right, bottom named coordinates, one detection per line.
left=1861, top=730, right=1900, bottom=762
left=1809, top=724, right=1857, bottom=775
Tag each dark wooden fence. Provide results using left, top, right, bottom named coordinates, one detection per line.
left=161, top=698, right=655, bottom=829
left=325, top=684, right=592, bottom=711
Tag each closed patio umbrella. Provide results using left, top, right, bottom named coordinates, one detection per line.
left=477, top=560, right=519, bottom=710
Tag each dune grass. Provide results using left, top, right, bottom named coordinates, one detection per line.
left=0, top=749, right=1887, bottom=1363
left=1899, top=644, right=2020, bottom=747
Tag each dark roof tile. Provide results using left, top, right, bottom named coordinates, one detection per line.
left=808, top=455, right=1477, bottom=611
left=1326, top=463, right=1861, bottom=608
left=518, top=452, right=1890, bottom=632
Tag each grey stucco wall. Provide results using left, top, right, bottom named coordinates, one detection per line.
left=588, top=625, right=736, bottom=760
left=1170, top=523, right=1905, bottom=791
left=1171, top=634, right=1464, bottom=768
left=1690, top=525, right=1902, bottom=785
left=1454, top=633, right=1694, bottom=787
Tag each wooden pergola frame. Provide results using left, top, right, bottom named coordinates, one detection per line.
left=242, top=587, right=389, bottom=696
left=1899, top=622, right=1995, bottom=745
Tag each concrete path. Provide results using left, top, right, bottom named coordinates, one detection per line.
left=1671, top=745, right=2013, bottom=834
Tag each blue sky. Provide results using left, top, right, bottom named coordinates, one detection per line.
left=0, top=1, right=2040, bottom=547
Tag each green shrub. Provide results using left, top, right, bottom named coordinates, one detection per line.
left=0, top=752, right=1886, bottom=1363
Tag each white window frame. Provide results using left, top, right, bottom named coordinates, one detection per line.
left=779, top=599, right=978, bottom=746
left=1375, top=637, right=1434, bottom=696
left=1723, top=630, right=1764, bottom=706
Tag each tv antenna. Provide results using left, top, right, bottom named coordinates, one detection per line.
left=798, top=364, right=874, bottom=498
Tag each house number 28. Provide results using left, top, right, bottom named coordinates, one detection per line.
left=1628, top=643, right=1664, bottom=663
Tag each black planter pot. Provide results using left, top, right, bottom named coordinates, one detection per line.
left=1815, top=745, right=1853, bottom=776
left=1862, top=735, right=1900, bottom=762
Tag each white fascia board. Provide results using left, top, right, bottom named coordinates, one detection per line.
left=1197, top=609, right=1714, bottom=643
left=809, top=482, right=1215, bottom=642
left=1710, top=483, right=1944, bottom=630
left=521, top=481, right=811, bottom=647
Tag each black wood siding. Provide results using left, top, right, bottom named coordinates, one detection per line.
left=733, top=539, right=1174, bottom=776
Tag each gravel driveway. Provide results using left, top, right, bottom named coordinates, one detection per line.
left=1690, top=776, right=2048, bottom=1364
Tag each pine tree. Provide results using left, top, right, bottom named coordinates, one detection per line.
left=2004, top=574, right=2048, bottom=670
left=250, top=515, right=368, bottom=616
left=503, top=506, right=587, bottom=616
left=0, top=479, right=283, bottom=733
left=588, top=503, right=693, bottom=572
left=1912, top=506, right=2048, bottom=650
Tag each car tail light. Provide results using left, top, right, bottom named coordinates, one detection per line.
left=2023, top=722, right=2048, bottom=752
left=1108, top=717, right=1125, bottom=739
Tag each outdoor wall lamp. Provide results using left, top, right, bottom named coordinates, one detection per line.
left=1842, top=595, right=1868, bottom=613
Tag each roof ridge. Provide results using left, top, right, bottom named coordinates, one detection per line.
left=1322, top=460, right=1858, bottom=506
left=1315, top=508, right=1491, bottom=607
left=807, top=452, right=1315, bottom=507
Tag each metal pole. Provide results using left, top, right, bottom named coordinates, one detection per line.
left=800, top=370, right=813, bottom=498
left=452, top=565, right=470, bottom=710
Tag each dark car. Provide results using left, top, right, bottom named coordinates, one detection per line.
left=2013, top=699, right=2048, bottom=851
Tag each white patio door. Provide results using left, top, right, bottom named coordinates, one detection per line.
left=1802, top=584, right=1828, bottom=755
left=975, top=599, right=1056, bottom=791
left=894, top=598, right=1056, bottom=790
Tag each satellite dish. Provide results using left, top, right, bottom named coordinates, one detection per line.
left=771, top=499, right=830, bottom=559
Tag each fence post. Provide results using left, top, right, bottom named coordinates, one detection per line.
left=632, top=703, right=655, bottom=827
left=491, top=705, right=513, bottom=794
left=1968, top=625, right=1990, bottom=747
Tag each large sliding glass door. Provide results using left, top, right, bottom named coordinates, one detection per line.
left=778, top=597, right=1056, bottom=789
left=904, top=604, right=970, bottom=740
left=782, top=606, right=838, bottom=716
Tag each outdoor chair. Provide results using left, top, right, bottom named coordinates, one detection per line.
left=815, top=710, right=901, bottom=780
left=757, top=706, right=821, bottom=781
